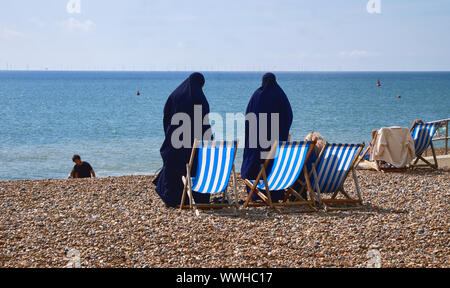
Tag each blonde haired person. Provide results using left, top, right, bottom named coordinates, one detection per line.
left=304, top=131, right=326, bottom=178
left=305, top=131, right=326, bottom=156
left=292, top=131, right=326, bottom=200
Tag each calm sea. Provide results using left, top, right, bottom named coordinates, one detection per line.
left=0, top=71, right=449, bottom=180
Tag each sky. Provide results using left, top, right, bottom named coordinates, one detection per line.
left=0, top=0, right=449, bottom=71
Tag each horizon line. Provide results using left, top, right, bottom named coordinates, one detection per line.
left=1, top=69, right=450, bottom=73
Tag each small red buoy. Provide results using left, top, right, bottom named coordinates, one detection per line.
left=397, top=95, right=401, bottom=98
left=377, top=80, right=381, bottom=87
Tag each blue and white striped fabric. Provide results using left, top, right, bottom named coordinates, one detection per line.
left=311, top=144, right=361, bottom=194
left=191, top=141, right=237, bottom=194
left=249, top=141, right=311, bottom=191
left=411, top=123, right=439, bottom=156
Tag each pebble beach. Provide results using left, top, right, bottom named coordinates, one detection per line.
left=0, top=169, right=448, bottom=268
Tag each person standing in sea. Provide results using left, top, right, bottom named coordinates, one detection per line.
left=153, top=72, right=213, bottom=207
left=241, top=73, right=293, bottom=203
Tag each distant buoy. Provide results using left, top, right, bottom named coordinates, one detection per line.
left=377, top=80, right=381, bottom=87
left=137, top=91, right=140, bottom=96
left=397, top=95, right=401, bottom=99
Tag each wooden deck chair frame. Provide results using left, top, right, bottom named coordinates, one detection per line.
left=310, top=142, right=365, bottom=210
left=180, top=139, right=239, bottom=214
left=360, top=131, right=407, bottom=172
left=243, top=140, right=319, bottom=213
left=409, top=122, right=439, bottom=169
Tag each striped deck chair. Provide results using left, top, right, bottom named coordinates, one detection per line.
left=243, top=141, right=318, bottom=213
left=181, top=140, right=239, bottom=213
left=309, top=142, right=365, bottom=210
left=410, top=122, right=439, bottom=169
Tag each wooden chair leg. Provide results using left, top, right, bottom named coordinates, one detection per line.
left=261, top=165, right=274, bottom=208
left=180, top=165, right=190, bottom=210
left=232, top=166, right=238, bottom=207
left=296, top=179, right=307, bottom=198
left=186, top=173, right=200, bottom=216
left=244, top=181, right=257, bottom=207
left=311, top=164, right=323, bottom=206
left=223, top=189, right=230, bottom=204
left=413, top=156, right=420, bottom=166
left=352, top=168, right=363, bottom=202
left=417, top=155, right=436, bottom=169
left=180, top=178, right=187, bottom=210
left=331, top=190, right=339, bottom=199
left=244, top=165, right=265, bottom=207
left=430, top=142, right=439, bottom=169
left=287, top=187, right=305, bottom=201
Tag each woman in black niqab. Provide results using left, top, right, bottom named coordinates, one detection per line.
left=154, top=72, right=212, bottom=207
left=241, top=73, right=293, bottom=202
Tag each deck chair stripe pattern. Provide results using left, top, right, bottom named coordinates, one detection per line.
left=411, top=123, right=439, bottom=156
left=191, top=141, right=237, bottom=194
left=250, top=141, right=311, bottom=191
left=312, top=144, right=362, bottom=194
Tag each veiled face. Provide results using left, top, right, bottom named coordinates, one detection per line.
left=262, top=73, right=276, bottom=87
left=190, top=72, right=205, bottom=88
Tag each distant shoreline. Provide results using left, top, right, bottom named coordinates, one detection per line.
left=1, top=148, right=447, bottom=183
left=0, top=173, right=158, bottom=184
left=1, top=70, right=450, bottom=73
